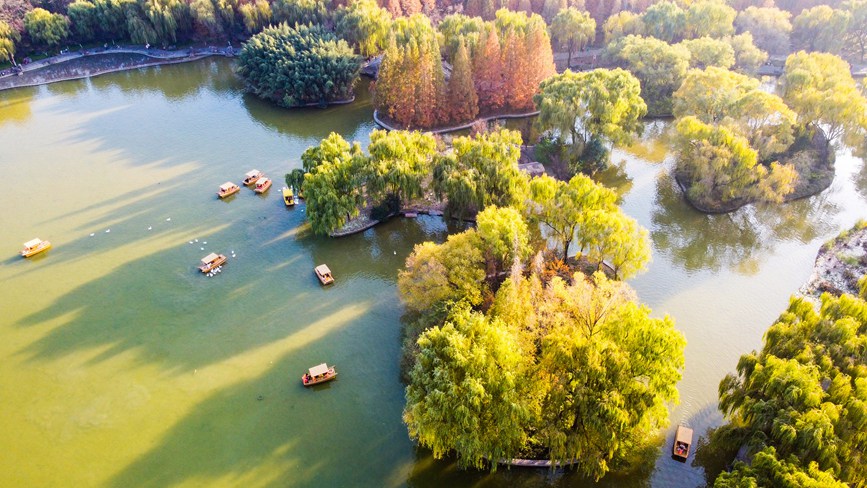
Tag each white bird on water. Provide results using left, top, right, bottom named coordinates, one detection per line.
left=200, top=247, right=205, bottom=251
left=166, top=218, right=171, bottom=222
left=148, top=226, right=152, bottom=231
left=105, top=229, right=111, bottom=233
left=203, top=241, right=207, bottom=245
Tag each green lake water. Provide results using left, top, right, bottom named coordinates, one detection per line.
left=1, top=58, right=866, bottom=487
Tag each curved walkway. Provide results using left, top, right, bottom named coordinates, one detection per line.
left=373, top=109, right=540, bottom=134
left=0, top=45, right=237, bottom=91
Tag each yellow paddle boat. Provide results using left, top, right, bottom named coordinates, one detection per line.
left=21, top=238, right=51, bottom=258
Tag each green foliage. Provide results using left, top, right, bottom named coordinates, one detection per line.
left=534, top=68, right=646, bottom=164
left=284, top=168, right=305, bottom=190
left=611, top=35, right=690, bottom=116
left=272, top=0, right=329, bottom=26
left=398, top=231, right=487, bottom=312
left=301, top=132, right=365, bottom=235
left=432, top=129, right=528, bottom=220
left=845, top=0, right=867, bottom=62
left=781, top=51, right=867, bottom=144
left=437, top=13, right=484, bottom=61
left=792, top=5, right=850, bottom=55
left=238, top=23, right=360, bottom=108
left=715, top=292, right=867, bottom=486
left=549, top=7, right=595, bottom=67
left=238, top=0, right=272, bottom=34
left=0, top=20, right=18, bottom=63
left=67, top=0, right=100, bottom=40
left=335, top=0, right=392, bottom=58
left=641, top=1, right=685, bottom=43
left=679, top=36, right=735, bottom=69
left=24, top=8, right=70, bottom=48
left=476, top=205, right=530, bottom=274
left=602, top=10, right=643, bottom=45
left=684, top=0, right=735, bottom=39
left=725, top=32, right=767, bottom=75
left=538, top=274, right=685, bottom=478
left=674, top=115, right=798, bottom=206
left=404, top=303, right=533, bottom=470
left=672, top=67, right=759, bottom=124
left=365, top=129, right=437, bottom=204
left=735, top=6, right=792, bottom=55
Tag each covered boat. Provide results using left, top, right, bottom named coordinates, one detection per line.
left=282, top=187, right=295, bottom=206
left=243, top=169, right=264, bottom=186
left=21, top=238, right=51, bottom=258
left=198, top=252, right=227, bottom=273
left=301, top=363, right=337, bottom=386
left=314, top=264, right=334, bottom=285
left=254, top=177, right=272, bottom=194
left=217, top=182, right=240, bottom=198
left=673, top=425, right=693, bottom=461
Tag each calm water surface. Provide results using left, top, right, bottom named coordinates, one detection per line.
left=1, top=59, right=865, bottom=487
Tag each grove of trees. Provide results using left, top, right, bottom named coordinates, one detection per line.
left=399, top=180, right=678, bottom=476
left=373, top=9, right=555, bottom=129
left=708, top=280, right=867, bottom=487
left=237, top=22, right=360, bottom=107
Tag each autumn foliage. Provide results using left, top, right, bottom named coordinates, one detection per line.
left=373, top=9, right=555, bottom=129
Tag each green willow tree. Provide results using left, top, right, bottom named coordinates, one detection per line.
left=404, top=303, right=533, bottom=470
left=335, top=0, right=392, bottom=58
left=549, top=7, right=595, bottom=68
left=0, top=20, right=18, bottom=64
left=365, top=129, right=437, bottom=204
left=237, top=23, right=360, bottom=108
left=301, top=133, right=365, bottom=235
left=714, top=287, right=867, bottom=486
left=735, top=6, right=792, bottom=55
left=679, top=36, right=735, bottom=69
left=611, top=35, right=690, bottom=116
left=534, top=68, right=646, bottom=170
left=24, top=8, right=71, bottom=48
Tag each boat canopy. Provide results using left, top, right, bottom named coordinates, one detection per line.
left=23, top=238, right=42, bottom=248
left=201, top=253, right=220, bottom=264
left=257, top=177, right=270, bottom=185
left=675, top=426, right=693, bottom=444
left=282, top=187, right=293, bottom=196
left=219, top=182, right=236, bottom=191
left=309, top=363, right=330, bottom=377
left=315, top=264, right=331, bottom=275
left=245, top=170, right=261, bottom=178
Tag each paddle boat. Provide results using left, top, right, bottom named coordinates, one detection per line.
left=217, top=182, right=240, bottom=198
left=672, top=425, right=693, bottom=461
left=243, top=169, right=264, bottom=186
left=282, top=187, right=295, bottom=206
left=302, top=363, right=337, bottom=386
left=21, top=238, right=51, bottom=258
left=314, top=264, right=334, bottom=285
left=198, top=252, right=227, bottom=273
left=254, top=177, right=272, bottom=194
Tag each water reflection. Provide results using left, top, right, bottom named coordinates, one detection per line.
left=622, top=120, right=674, bottom=164
left=650, top=172, right=839, bottom=274
left=0, top=89, right=34, bottom=126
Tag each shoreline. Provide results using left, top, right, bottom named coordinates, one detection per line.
left=799, top=221, right=867, bottom=301
left=373, top=109, right=540, bottom=134
left=0, top=46, right=236, bottom=92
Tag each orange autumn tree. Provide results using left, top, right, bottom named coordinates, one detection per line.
left=446, top=38, right=480, bottom=123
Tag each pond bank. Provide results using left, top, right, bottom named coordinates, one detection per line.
left=0, top=46, right=236, bottom=91
left=373, top=109, right=540, bottom=134
left=800, top=221, right=867, bottom=300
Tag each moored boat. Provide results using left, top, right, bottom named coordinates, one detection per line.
left=217, top=182, right=240, bottom=198
left=673, top=425, right=693, bottom=461
left=314, top=264, right=334, bottom=285
left=243, top=169, right=264, bottom=186
left=282, top=187, right=295, bottom=206
left=21, top=238, right=51, bottom=258
left=302, top=363, right=337, bottom=386
left=198, top=252, right=227, bottom=273
left=254, top=177, right=272, bottom=194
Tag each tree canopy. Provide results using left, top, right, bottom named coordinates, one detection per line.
left=611, top=35, right=690, bottom=116
left=0, top=20, right=17, bottom=64
left=24, top=8, right=70, bottom=47
left=735, top=6, right=792, bottom=54
left=549, top=7, right=595, bottom=67
left=237, top=22, right=360, bottom=108
left=335, top=0, right=392, bottom=58
left=301, top=132, right=365, bottom=235
left=714, top=287, right=867, bottom=486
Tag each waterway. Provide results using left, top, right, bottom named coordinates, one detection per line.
left=1, top=58, right=865, bottom=487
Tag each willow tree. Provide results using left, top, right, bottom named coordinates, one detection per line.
left=780, top=51, right=867, bottom=145
left=335, top=0, right=392, bottom=58
left=24, top=8, right=70, bottom=48
left=534, top=68, right=646, bottom=167
left=0, top=20, right=17, bottom=64
left=404, top=303, right=534, bottom=470
left=550, top=7, right=595, bottom=67
left=365, top=129, right=436, bottom=204
left=301, top=133, right=365, bottom=235
left=715, top=288, right=867, bottom=486
left=734, top=6, right=792, bottom=54
left=238, top=23, right=360, bottom=108
left=612, top=35, right=690, bottom=116
left=272, top=0, right=328, bottom=26
left=679, top=36, right=735, bottom=69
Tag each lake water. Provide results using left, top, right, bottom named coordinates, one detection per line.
left=1, top=58, right=865, bottom=487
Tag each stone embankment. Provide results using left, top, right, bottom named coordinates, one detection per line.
left=800, top=222, right=867, bottom=300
